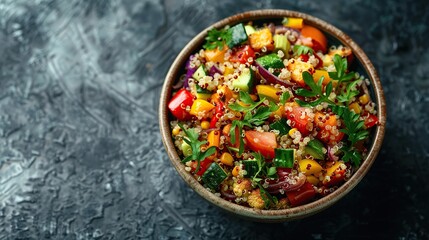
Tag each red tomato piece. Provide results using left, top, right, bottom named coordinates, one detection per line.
left=168, top=89, right=194, bottom=121
left=244, top=131, right=277, bottom=159
left=364, top=113, right=378, bottom=129
left=286, top=182, right=317, bottom=207
left=323, top=168, right=346, bottom=187
left=230, top=45, right=255, bottom=64
left=285, top=107, right=313, bottom=136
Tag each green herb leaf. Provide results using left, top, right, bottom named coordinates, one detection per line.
left=203, top=28, right=230, bottom=50
left=328, top=54, right=355, bottom=84
left=279, top=91, right=290, bottom=105
left=295, top=71, right=334, bottom=106
left=257, top=182, right=278, bottom=209
left=293, top=45, right=314, bottom=56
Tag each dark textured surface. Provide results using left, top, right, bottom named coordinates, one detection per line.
left=0, top=0, right=428, bottom=239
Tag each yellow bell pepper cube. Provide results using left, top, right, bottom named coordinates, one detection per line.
left=282, top=17, right=303, bottom=29
left=189, top=99, right=215, bottom=116
left=349, top=102, right=362, bottom=114
left=325, top=161, right=344, bottom=177
left=299, top=159, right=323, bottom=176
left=359, top=94, right=370, bottom=105
left=313, top=69, right=332, bottom=86
left=256, top=85, right=280, bottom=102
left=306, top=175, right=320, bottom=185
left=207, top=130, right=220, bottom=148
left=204, top=46, right=228, bottom=63
left=220, top=152, right=234, bottom=166
left=223, top=66, right=235, bottom=76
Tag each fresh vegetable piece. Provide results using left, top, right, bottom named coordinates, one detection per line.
left=242, top=160, right=259, bottom=177
left=349, top=102, right=362, bottom=114
left=364, top=113, right=378, bottom=129
left=232, top=67, right=255, bottom=92
left=299, top=159, right=323, bottom=176
left=168, top=89, right=194, bottom=121
left=191, top=158, right=213, bottom=176
left=285, top=106, right=313, bottom=136
left=286, top=182, right=317, bottom=207
left=222, top=124, right=240, bottom=148
left=328, top=45, right=353, bottom=64
left=287, top=59, right=314, bottom=86
left=330, top=105, right=369, bottom=146
left=269, top=118, right=291, bottom=135
left=255, top=61, right=295, bottom=87
left=201, top=162, right=228, bottom=190
left=244, top=25, right=256, bottom=35
left=314, top=112, right=344, bottom=145
left=273, top=148, right=295, bottom=168
left=204, top=46, right=228, bottom=63
left=328, top=54, right=355, bottom=84
left=304, top=139, right=325, bottom=159
left=220, top=152, right=234, bottom=166
left=249, top=28, right=274, bottom=51
left=313, top=69, right=332, bottom=86
left=293, top=45, right=313, bottom=56
left=207, top=130, right=220, bottom=148
left=230, top=45, right=255, bottom=64
left=256, top=53, right=285, bottom=69
left=273, top=34, right=290, bottom=54
left=226, top=23, right=248, bottom=48
left=181, top=141, right=192, bottom=157
left=256, top=85, right=280, bottom=102
left=306, top=175, right=320, bottom=185
left=300, top=25, right=327, bottom=53
left=245, top=131, right=278, bottom=159
left=192, top=65, right=207, bottom=80
left=323, top=161, right=346, bottom=187
left=209, top=101, right=224, bottom=128
left=195, top=85, right=212, bottom=100
left=295, top=71, right=335, bottom=107
left=282, top=17, right=303, bottom=29
left=189, top=99, right=215, bottom=117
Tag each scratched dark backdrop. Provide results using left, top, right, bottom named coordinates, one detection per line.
left=0, top=0, right=428, bottom=239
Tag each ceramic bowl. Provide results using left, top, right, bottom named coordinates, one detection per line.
left=159, top=9, right=386, bottom=222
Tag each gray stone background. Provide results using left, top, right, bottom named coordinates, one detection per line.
left=0, top=0, right=428, bottom=239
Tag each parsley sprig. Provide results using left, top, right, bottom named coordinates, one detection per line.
left=228, top=92, right=279, bottom=155
left=178, top=123, right=217, bottom=173
left=336, top=79, right=360, bottom=103
left=329, top=54, right=355, bottom=84
left=203, top=28, right=230, bottom=50
left=293, top=45, right=314, bottom=56
left=295, top=71, right=335, bottom=107
left=330, top=105, right=369, bottom=166
left=247, top=153, right=277, bottom=209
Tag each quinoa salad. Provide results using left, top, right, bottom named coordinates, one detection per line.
left=167, top=18, right=379, bottom=210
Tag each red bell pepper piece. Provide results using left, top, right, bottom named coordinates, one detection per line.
left=168, top=89, right=194, bottom=121
left=230, top=45, right=255, bottom=64
left=286, top=182, right=316, bottom=207
left=209, top=101, right=224, bottom=128
left=191, top=158, right=213, bottom=176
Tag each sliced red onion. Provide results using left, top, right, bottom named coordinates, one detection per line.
left=265, top=173, right=306, bottom=194
left=254, top=61, right=296, bottom=87
left=268, top=23, right=276, bottom=35
left=209, top=65, right=222, bottom=77
left=220, top=188, right=237, bottom=201
left=328, top=146, right=339, bottom=162
left=184, top=68, right=196, bottom=89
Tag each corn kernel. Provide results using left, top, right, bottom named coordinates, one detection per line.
left=289, top=128, right=298, bottom=137
left=201, top=121, right=210, bottom=130
left=359, top=94, right=369, bottom=105
left=232, top=166, right=240, bottom=177
left=172, top=127, right=180, bottom=136
left=220, top=152, right=234, bottom=166
left=349, top=102, right=361, bottom=114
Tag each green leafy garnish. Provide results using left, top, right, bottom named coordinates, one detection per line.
left=295, top=71, right=335, bottom=107
left=203, top=28, right=230, bottom=50
left=330, top=105, right=369, bottom=167
left=293, top=45, right=313, bottom=56
left=337, top=79, right=360, bottom=103
left=229, top=92, right=279, bottom=155
left=257, top=182, right=278, bottom=209
left=279, top=91, right=290, bottom=105
left=329, top=54, right=355, bottom=84
left=178, top=123, right=216, bottom=173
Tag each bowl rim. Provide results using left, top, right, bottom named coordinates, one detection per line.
left=159, top=9, right=386, bottom=221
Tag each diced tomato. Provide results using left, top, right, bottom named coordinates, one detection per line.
left=364, top=113, right=378, bottom=129
left=244, top=131, right=277, bottom=159
left=168, top=89, right=194, bottom=121
left=314, top=112, right=344, bottom=145
left=210, top=101, right=224, bottom=128
left=323, top=168, right=346, bottom=187
left=191, top=158, right=213, bottom=176
left=285, top=107, right=313, bottom=136
left=286, top=182, right=317, bottom=207
left=230, top=45, right=255, bottom=64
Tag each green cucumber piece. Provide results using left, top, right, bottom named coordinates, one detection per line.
left=273, top=34, right=290, bottom=56
left=226, top=23, right=248, bottom=48
left=304, top=139, right=325, bottom=159
left=273, top=148, right=295, bottom=168
left=195, top=85, right=212, bottom=100
left=270, top=118, right=291, bottom=136
left=181, top=141, right=192, bottom=157
left=244, top=25, right=256, bottom=35
left=232, top=67, right=254, bottom=92
left=201, top=162, right=228, bottom=190
left=256, top=53, right=285, bottom=69
left=242, top=160, right=258, bottom=177
left=192, top=65, right=207, bottom=80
